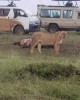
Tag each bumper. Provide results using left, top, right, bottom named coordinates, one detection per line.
left=29, top=23, right=40, bottom=32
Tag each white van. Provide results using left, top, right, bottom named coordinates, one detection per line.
left=0, top=6, right=39, bottom=34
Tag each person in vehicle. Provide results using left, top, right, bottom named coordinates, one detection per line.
left=65, top=0, right=73, bottom=7
left=8, top=1, right=16, bottom=7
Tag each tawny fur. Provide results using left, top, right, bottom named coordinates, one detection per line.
left=31, top=31, right=67, bottom=55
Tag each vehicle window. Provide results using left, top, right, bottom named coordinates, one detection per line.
left=13, top=9, right=28, bottom=18
left=78, top=12, right=80, bottom=19
left=63, top=10, right=72, bottom=18
left=41, top=9, right=50, bottom=17
left=41, top=9, right=61, bottom=18
left=0, top=9, right=10, bottom=16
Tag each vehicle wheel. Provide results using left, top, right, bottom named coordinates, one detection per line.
left=48, top=24, right=58, bottom=33
left=25, top=31, right=29, bottom=34
left=13, top=25, right=24, bottom=34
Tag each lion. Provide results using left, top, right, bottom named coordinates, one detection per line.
left=31, top=31, right=67, bottom=55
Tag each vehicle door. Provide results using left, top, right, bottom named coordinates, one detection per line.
left=13, top=9, right=29, bottom=30
left=74, top=11, right=80, bottom=30
left=0, top=8, right=11, bottom=31
left=60, top=10, right=75, bottom=29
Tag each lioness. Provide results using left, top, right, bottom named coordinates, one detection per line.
left=31, top=31, right=67, bottom=55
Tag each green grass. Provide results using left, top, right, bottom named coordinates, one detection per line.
left=0, top=32, right=80, bottom=100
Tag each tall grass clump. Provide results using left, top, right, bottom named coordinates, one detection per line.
left=24, top=63, right=80, bottom=80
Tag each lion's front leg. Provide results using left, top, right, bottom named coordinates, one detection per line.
left=31, top=46, right=34, bottom=53
left=53, top=44, right=60, bottom=55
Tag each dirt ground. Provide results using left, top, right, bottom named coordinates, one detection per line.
left=41, top=43, right=80, bottom=56
left=60, top=43, right=80, bottom=56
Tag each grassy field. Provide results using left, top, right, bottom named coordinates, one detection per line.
left=0, top=31, right=80, bottom=100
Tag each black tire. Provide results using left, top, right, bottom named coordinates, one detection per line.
left=48, top=24, right=58, bottom=33
left=13, top=25, right=24, bottom=34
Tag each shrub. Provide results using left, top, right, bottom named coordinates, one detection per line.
left=15, top=63, right=80, bottom=80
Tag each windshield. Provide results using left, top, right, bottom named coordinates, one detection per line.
left=25, top=9, right=34, bottom=16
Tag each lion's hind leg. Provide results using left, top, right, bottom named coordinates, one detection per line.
left=37, top=41, right=42, bottom=53
left=31, top=41, right=40, bottom=53
left=31, top=44, right=36, bottom=53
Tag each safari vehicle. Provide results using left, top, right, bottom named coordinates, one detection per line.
left=37, top=0, right=80, bottom=32
left=0, top=0, right=39, bottom=34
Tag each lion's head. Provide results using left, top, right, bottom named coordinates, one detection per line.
left=59, top=31, right=67, bottom=38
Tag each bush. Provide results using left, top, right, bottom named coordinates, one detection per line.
left=15, top=63, right=80, bottom=80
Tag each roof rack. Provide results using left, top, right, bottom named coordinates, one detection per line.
left=37, top=4, right=78, bottom=8
left=51, top=0, right=79, bottom=7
